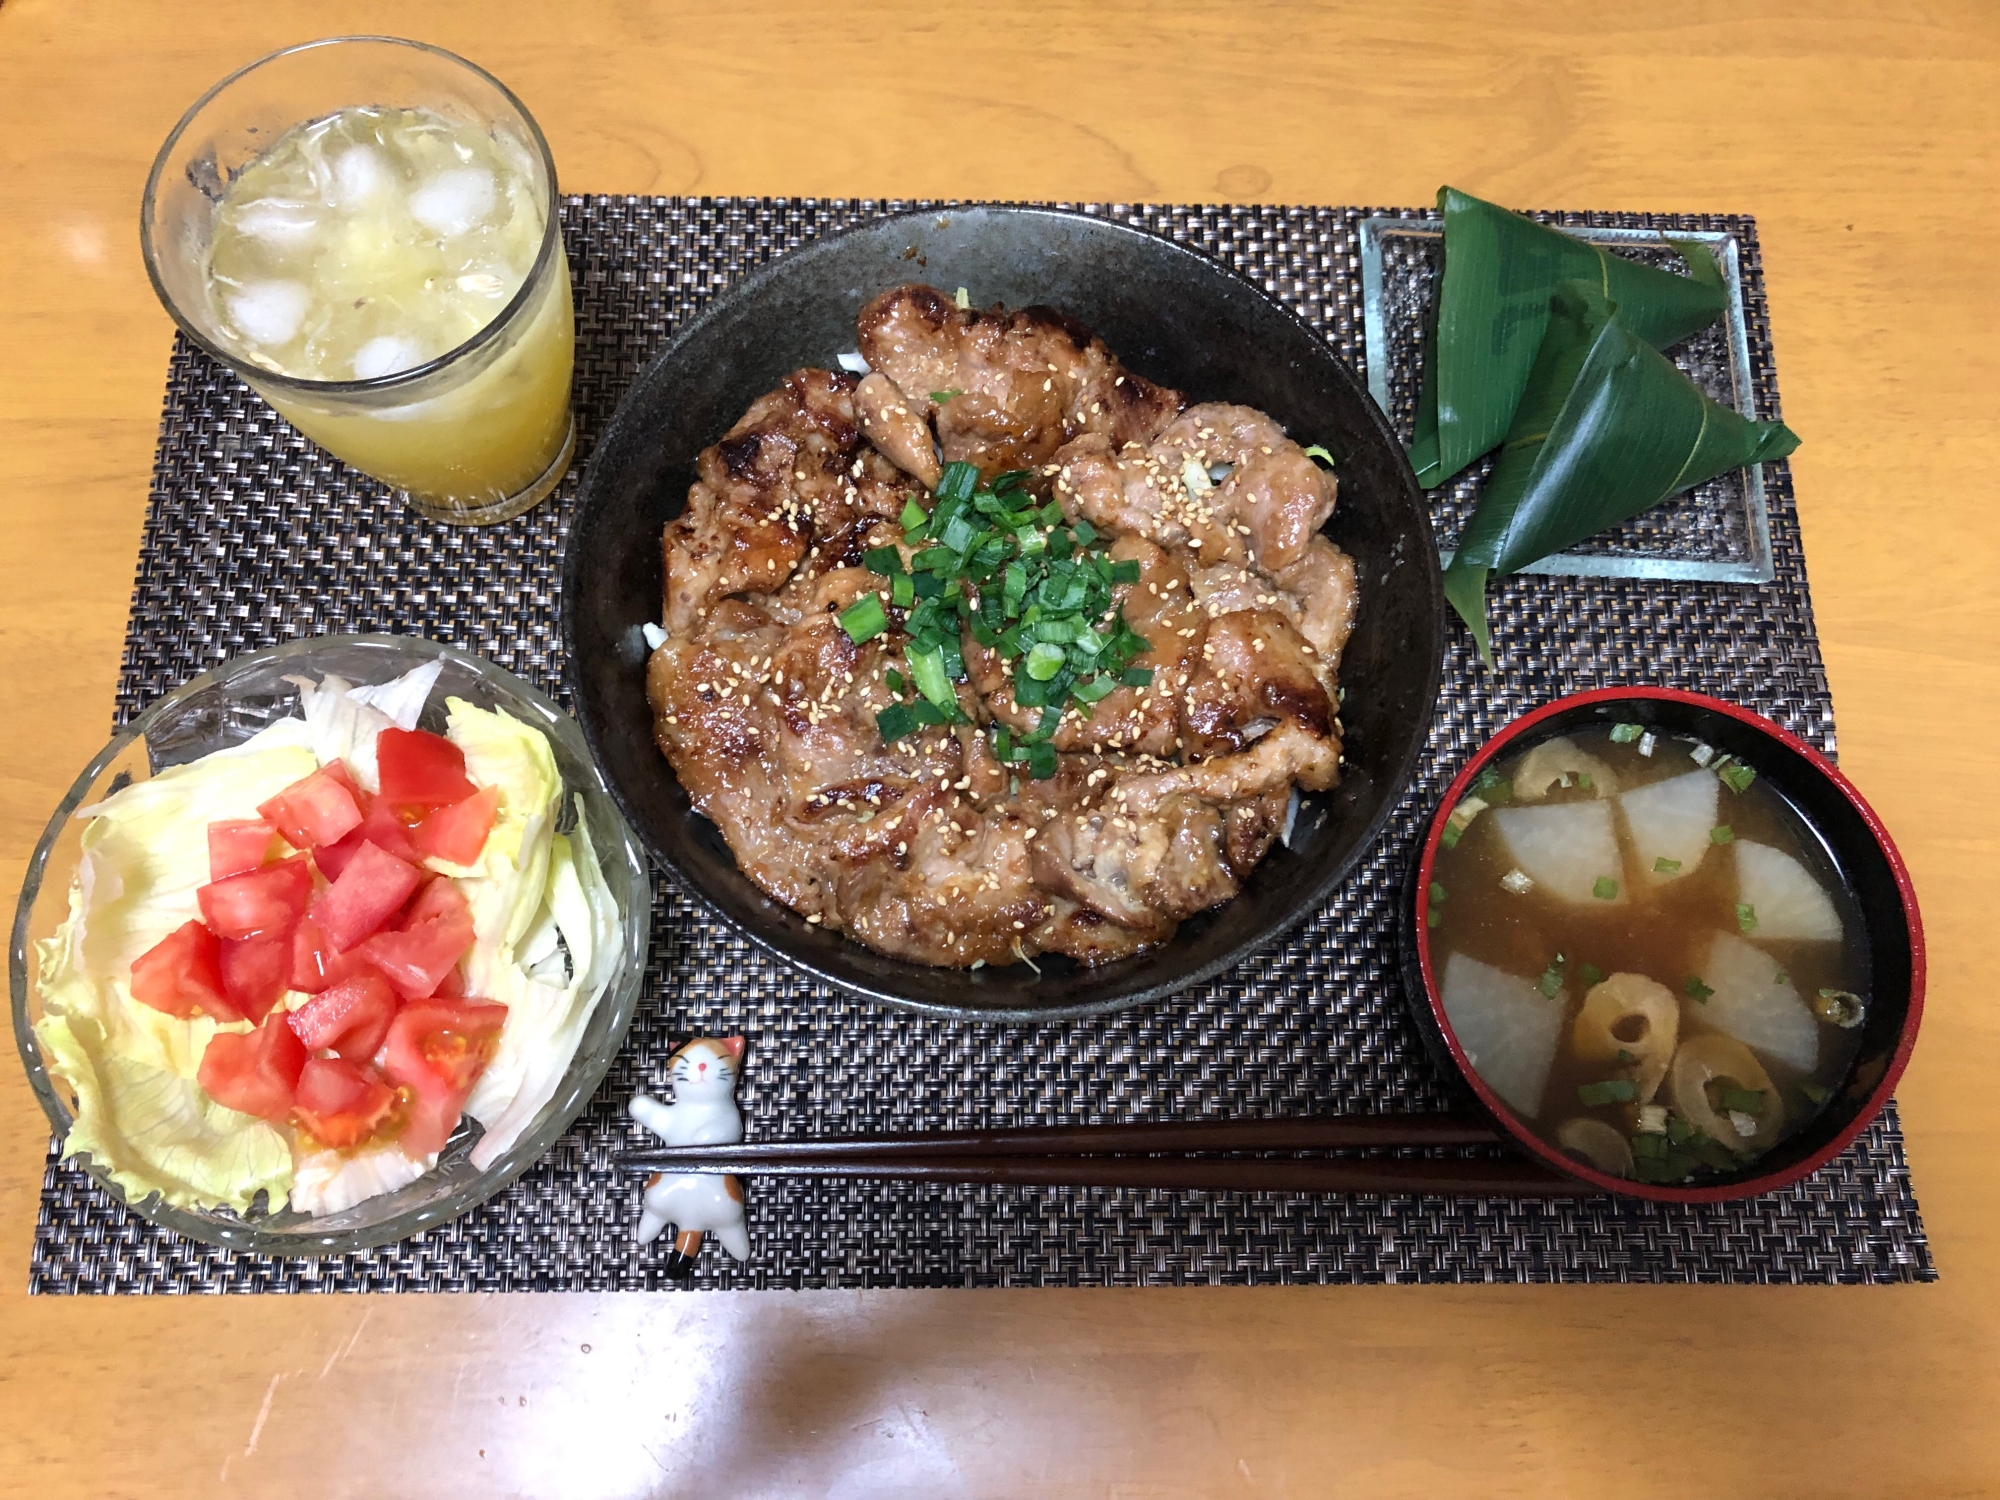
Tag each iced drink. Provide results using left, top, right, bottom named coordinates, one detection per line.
left=143, top=39, right=574, bottom=524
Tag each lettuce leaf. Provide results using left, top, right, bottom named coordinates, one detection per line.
left=467, top=808, right=622, bottom=1168
left=33, top=724, right=321, bottom=1211
left=288, top=660, right=442, bottom=793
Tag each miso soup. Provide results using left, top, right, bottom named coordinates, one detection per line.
left=1424, top=722, right=1868, bottom=1185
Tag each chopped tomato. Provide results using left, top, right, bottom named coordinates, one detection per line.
left=196, top=857, right=312, bottom=940
left=287, top=918, right=374, bottom=994
left=313, top=799, right=419, bottom=881
left=310, top=840, right=423, bottom=952
left=292, top=1057, right=399, bottom=1149
left=383, top=998, right=508, bottom=1155
left=376, top=727, right=478, bottom=809
left=207, top=818, right=280, bottom=881
left=197, top=1014, right=307, bottom=1122
left=409, top=785, right=500, bottom=866
left=130, top=920, right=234, bottom=1021
left=288, top=970, right=398, bottom=1061
left=361, top=877, right=477, bottom=999
left=257, top=765, right=364, bottom=850
left=218, top=932, right=290, bottom=1024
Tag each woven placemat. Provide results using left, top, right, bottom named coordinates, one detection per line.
left=28, top=197, right=1932, bottom=1291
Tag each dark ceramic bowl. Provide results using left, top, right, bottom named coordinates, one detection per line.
left=1399, top=687, right=1924, bottom=1202
left=566, top=205, right=1443, bottom=1020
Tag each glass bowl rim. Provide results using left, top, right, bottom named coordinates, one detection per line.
left=1407, top=685, right=1925, bottom=1204
left=10, top=631, right=652, bottom=1255
left=138, top=34, right=566, bottom=399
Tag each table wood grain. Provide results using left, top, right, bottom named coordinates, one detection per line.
left=3, top=2, right=1996, bottom=1495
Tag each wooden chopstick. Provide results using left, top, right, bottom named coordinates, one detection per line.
left=612, top=1114, right=1582, bottom=1196
left=616, top=1112, right=1501, bottom=1166
left=612, top=1152, right=1576, bottom=1196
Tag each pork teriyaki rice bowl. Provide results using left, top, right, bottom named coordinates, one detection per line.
left=641, top=284, right=1360, bottom=970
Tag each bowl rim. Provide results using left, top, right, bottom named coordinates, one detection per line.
left=563, top=200, right=1442, bottom=1022
left=1411, top=685, right=1925, bottom=1203
left=9, top=631, right=651, bottom=1254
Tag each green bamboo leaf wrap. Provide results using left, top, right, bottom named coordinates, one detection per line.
left=1410, top=188, right=1730, bottom=488
left=1442, top=281, right=1800, bottom=662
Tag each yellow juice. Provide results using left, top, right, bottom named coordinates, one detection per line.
left=203, top=105, right=573, bottom=520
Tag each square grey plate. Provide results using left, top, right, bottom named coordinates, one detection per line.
left=1359, top=216, right=1775, bottom=584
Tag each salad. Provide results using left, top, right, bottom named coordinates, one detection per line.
left=32, top=661, right=620, bottom=1217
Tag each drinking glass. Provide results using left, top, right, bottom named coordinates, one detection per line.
left=142, top=37, right=575, bottom=525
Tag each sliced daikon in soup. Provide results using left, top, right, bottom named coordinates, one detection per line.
left=1490, top=801, right=1625, bottom=905
left=1692, top=930, right=1820, bottom=1073
left=1735, top=840, right=1843, bottom=941
left=1616, top=770, right=1719, bottom=886
left=1439, top=952, right=1565, bottom=1118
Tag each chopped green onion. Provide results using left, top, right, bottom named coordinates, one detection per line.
left=929, top=388, right=964, bottom=403
left=1071, top=518, right=1099, bottom=544
left=1301, top=444, right=1336, bottom=466
left=1578, top=772, right=1595, bottom=791
left=1426, top=906, right=1443, bottom=929
left=900, top=497, right=929, bottom=533
left=891, top=573, right=915, bottom=608
left=1684, top=976, right=1714, bottom=1003
left=1120, top=666, right=1155, bottom=688
left=875, top=703, right=920, bottom=742
left=838, top=594, right=888, bottom=644
left=864, top=545, right=904, bottom=576
left=1024, top=642, right=1066, bottom=680
left=1580, top=963, right=1603, bottom=986
left=884, top=668, right=906, bottom=694
left=1709, top=824, right=1734, bottom=845
left=1440, top=822, right=1463, bottom=850
left=907, top=647, right=956, bottom=712
left=936, top=461, right=978, bottom=504
left=1802, top=1082, right=1830, bottom=1105
left=1653, top=856, right=1682, bottom=874
left=1429, top=882, right=1448, bottom=905
left=1735, top=901, right=1758, bottom=933
left=1025, top=741, right=1057, bottom=779
left=1719, top=762, right=1758, bottom=794
left=1609, top=723, right=1643, bottom=743
left=1592, top=876, right=1619, bottom=900
left=1631, top=1132, right=1668, bottom=1160
left=1577, top=1079, right=1638, bottom=1106
left=1538, top=956, right=1566, bottom=999
left=1108, top=559, right=1141, bottom=585
left=1070, top=674, right=1118, bottom=703
left=1616, top=1048, right=1638, bottom=1064
left=1715, top=1084, right=1766, bottom=1115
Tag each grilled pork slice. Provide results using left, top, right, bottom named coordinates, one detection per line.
left=855, top=284, right=1183, bottom=484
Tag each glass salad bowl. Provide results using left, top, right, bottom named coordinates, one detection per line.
left=9, top=634, right=650, bottom=1255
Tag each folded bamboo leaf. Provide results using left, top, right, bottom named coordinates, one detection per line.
left=1442, top=280, right=1800, bottom=664
left=1411, top=187, right=1730, bottom=489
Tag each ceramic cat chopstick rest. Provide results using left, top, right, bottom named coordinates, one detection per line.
left=629, top=1036, right=751, bottom=1277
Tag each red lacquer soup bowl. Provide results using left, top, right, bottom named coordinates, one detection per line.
left=1397, top=687, right=1924, bottom=1204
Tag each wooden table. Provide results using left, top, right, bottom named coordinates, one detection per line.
left=3, top=3, right=1996, bottom=1494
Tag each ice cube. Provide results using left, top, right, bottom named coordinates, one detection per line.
left=410, top=168, right=497, bottom=237
left=229, top=197, right=320, bottom=244
left=1491, top=800, right=1625, bottom=905
left=1695, top=930, right=1820, bottom=1072
left=1439, top=952, right=1565, bottom=1119
left=225, top=280, right=312, bottom=347
left=1618, top=770, right=1720, bottom=886
left=1735, top=841, right=1843, bottom=941
left=331, top=145, right=389, bottom=206
left=351, top=336, right=424, bottom=381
